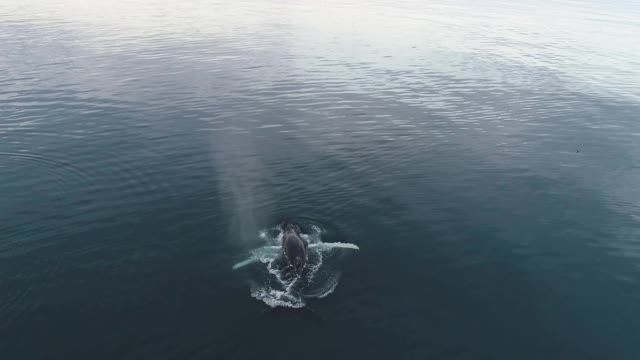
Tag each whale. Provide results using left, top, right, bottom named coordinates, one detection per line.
left=231, top=226, right=359, bottom=271
left=281, top=223, right=308, bottom=274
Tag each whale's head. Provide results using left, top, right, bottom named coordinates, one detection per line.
left=283, top=223, right=301, bottom=234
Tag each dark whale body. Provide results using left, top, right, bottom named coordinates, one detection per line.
left=281, top=223, right=308, bottom=274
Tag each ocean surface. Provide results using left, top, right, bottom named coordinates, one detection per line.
left=2, top=0, right=640, bottom=359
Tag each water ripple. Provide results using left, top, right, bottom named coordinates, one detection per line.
left=1, top=0, right=640, bottom=358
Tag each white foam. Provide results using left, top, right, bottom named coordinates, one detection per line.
left=305, top=248, right=323, bottom=284
left=318, top=280, right=339, bottom=298
left=275, top=232, right=284, bottom=245
left=251, top=289, right=305, bottom=308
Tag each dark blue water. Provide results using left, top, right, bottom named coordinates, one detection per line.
left=2, top=0, right=640, bottom=359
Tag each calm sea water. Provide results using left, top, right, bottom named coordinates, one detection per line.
left=2, top=0, right=640, bottom=359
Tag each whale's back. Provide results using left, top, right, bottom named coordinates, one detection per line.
left=283, top=232, right=306, bottom=272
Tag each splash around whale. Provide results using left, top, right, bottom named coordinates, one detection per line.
left=232, top=221, right=359, bottom=308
